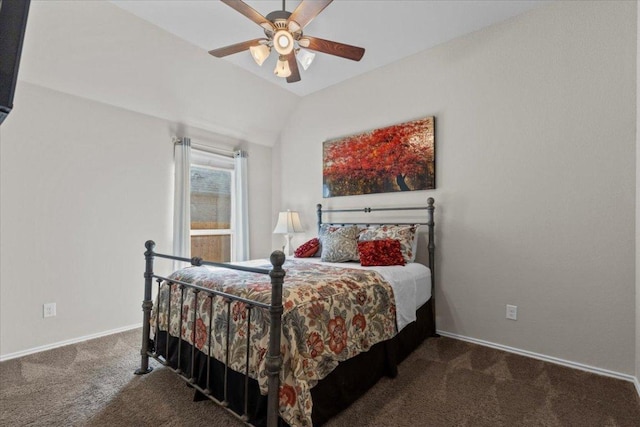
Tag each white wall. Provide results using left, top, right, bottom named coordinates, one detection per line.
left=636, top=3, right=640, bottom=394
left=0, top=82, right=274, bottom=357
left=18, top=1, right=299, bottom=147
left=277, top=1, right=637, bottom=374
left=0, top=83, right=168, bottom=356
left=0, top=0, right=284, bottom=359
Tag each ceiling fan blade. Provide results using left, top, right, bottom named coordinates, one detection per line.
left=286, top=52, right=301, bottom=83
left=288, top=0, right=332, bottom=29
left=220, top=0, right=275, bottom=32
left=208, top=38, right=267, bottom=57
left=300, top=36, right=365, bottom=61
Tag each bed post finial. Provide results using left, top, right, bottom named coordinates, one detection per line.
left=135, top=240, right=156, bottom=375
left=317, top=203, right=323, bottom=234
left=266, top=250, right=285, bottom=427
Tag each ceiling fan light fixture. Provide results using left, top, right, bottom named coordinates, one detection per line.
left=298, top=38, right=310, bottom=48
left=274, top=56, right=292, bottom=78
left=296, top=48, right=315, bottom=71
left=212, top=0, right=366, bottom=84
left=260, top=22, right=275, bottom=33
left=249, top=44, right=271, bottom=66
left=273, top=30, right=294, bottom=55
left=288, top=20, right=301, bottom=33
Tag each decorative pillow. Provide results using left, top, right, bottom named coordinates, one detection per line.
left=358, top=239, right=405, bottom=267
left=321, top=225, right=360, bottom=262
left=294, top=238, right=319, bottom=258
left=315, top=224, right=341, bottom=257
left=317, top=224, right=363, bottom=259
left=359, top=225, right=418, bottom=263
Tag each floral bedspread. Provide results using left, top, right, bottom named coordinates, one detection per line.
left=152, top=259, right=397, bottom=427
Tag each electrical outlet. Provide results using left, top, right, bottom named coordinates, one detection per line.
left=506, top=304, right=517, bottom=320
left=43, top=303, right=56, bottom=318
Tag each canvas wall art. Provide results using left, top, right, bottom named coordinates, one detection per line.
left=323, top=117, right=435, bottom=198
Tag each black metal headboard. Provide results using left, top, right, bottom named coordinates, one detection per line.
left=316, top=197, right=436, bottom=302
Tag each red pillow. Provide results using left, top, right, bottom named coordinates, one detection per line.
left=357, top=239, right=405, bottom=266
left=294, top=238, right=320, bottom=258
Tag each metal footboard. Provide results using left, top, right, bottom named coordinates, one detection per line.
left=135, top=240, right=285, bottom=427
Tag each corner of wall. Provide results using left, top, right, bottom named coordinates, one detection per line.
left=635, top=0, right=640, bottom=399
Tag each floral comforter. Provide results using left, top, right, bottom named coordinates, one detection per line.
left=152, top=259, right=397, bottom=427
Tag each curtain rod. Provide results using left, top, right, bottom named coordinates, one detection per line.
left=173, top=137, right=236, bottom=158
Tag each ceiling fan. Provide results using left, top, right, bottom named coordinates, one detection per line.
left=208, top=0, right=365, bottom=83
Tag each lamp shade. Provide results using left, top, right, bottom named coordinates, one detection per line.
left=273, top=210, right=304, bottom=234
left=249, top=44, right=270, bottom=66
left=296, top=48, right=315, bottom=71
left=274, top=57, right=292, bottom=78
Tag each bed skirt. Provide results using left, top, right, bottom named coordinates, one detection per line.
left=154, top=298, right=435, bottom=426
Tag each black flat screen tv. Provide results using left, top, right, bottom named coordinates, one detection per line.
left=0, top=0, right=30, bottom=125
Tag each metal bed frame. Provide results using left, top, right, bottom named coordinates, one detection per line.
left=317, top=197, right=436, bottom=327
left=135, top=197, right=435, bottom=427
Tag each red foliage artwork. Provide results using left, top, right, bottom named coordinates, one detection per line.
left=323, top=117, right=435, bottom=197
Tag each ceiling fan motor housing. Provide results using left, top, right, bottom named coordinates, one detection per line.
left=265, top=10, right=302, bottom=40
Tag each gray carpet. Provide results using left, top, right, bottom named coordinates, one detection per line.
left=1, top=329, right=639, bottom=426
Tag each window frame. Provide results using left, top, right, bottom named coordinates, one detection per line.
left=189, top=151, right=236, bottom=262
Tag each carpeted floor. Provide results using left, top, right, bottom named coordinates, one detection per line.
left=1, top=329, right=639, bottom=426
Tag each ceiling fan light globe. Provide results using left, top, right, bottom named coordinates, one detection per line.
left=296, top=48, right=315, bottom=71
left=249, top=44, right=271, bottom=66
left=260, top=22, right=275, bottom=33
left=273, top=30, right=294, bottom=55
left=298, top=38, right=310, bottom=48
left=288, top=20, right=301, bottom=33
left=274, top=57, right=292, bottom=78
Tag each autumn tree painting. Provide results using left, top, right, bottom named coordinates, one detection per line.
left=323, top=117, right=435, bottom=198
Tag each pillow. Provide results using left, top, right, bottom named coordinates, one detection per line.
left=317, top=224, right=363, bottom=259
left=359, top=225, right=418, bottom=263
left=321, top=225, right=360, bottom=262
left=294, top=238, right=319, bottom=258
left=358, top=239, right=405, bottom=266
left=316, top=224, right=340, bottom=257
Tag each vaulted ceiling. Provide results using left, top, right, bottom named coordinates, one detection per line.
left=112, top=1, right=548, bottom=96
left=18, top=1, right=549, bottom=146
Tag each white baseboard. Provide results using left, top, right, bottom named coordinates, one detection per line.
left=436, top=330, right=639, bottom=394
left=0, top=324, right=141, bottom=362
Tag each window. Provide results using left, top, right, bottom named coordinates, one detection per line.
left=190, top=150, right=235, bottom=262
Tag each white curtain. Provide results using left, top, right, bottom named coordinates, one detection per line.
left=233, top=150, right=250, bottom=261
left=173, top=137, right=191, bottom=270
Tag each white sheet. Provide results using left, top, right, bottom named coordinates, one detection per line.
left=290, top=258, right=431, bottom=332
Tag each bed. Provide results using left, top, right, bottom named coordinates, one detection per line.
left=135, top=197, right=437, bottom=426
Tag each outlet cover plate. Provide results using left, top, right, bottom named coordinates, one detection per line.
left=43, top=303, right=56, bottom=318
left=506, top=304, right=517, bottom=320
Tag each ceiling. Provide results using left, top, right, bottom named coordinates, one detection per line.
left=111, top=0, right=549, bottom=97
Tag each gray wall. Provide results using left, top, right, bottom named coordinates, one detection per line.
left=277, top=1, right=637, bottom=374
left=0, top=0, right=286, bottom=358
left=0, top=83, right=274, bottom=356
left=636, top=0, right=640, bottom=393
